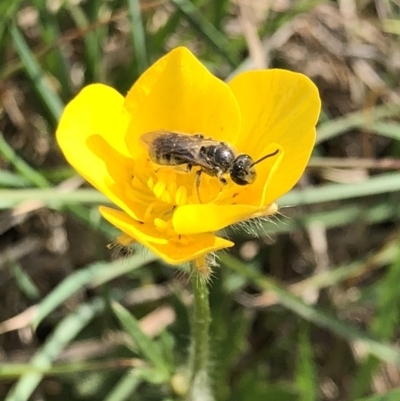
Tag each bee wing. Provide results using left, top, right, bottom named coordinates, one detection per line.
left=141, top=131, right=172, bottom=146
left=140, top=131, right=219, bottom=169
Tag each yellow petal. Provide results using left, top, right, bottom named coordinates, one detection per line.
left=100, top=206, right=169, bottom=244
left=124, top=47, right=241, bottom=160
left=100, top=206, right=233, bottom=264
left=56, top=84, right=143, bottom=220
left=172, top=203, right=277, bottom=235
left=147, top=234, right=234, bottom=265
left=229, top=70, right=320, bottom=205
left=230, top=143, right=284, bottom=207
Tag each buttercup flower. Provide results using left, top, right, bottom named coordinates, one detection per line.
left=57, top=47, right=320, bottom=272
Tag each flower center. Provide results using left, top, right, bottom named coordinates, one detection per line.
left=127, top=157, right=227, bottom=244
left=149, top=165, right=227, bottom=205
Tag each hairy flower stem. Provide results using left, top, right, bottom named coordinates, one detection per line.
left=186, top=270, right=213, bottom=401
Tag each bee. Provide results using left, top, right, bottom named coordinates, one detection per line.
left=141, top=131, right=279, bottom=187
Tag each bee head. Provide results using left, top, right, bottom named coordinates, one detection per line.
left=230, top=155, right=256, bottom=185
left=230, top=149, right=280, bottom=186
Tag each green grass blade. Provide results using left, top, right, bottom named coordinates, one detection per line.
left=0, top=359, right=136, bottom=378
left=33, top=253, right=158, bottom=328
left=0, top=131, right=115, bottom=244
left=0, top=0, right=24, bottom=41
left=211, top=0, right=228, bottom=28
left=365, top=121, right=400, bottom=140
left=32, top=0, right=72, bottom=96
left=5, top=170, right=400, bottom=210
left=281, top=171, right=400, bottom=206
left=151, top=10, right=181, bottom=53
left=171, top=0, right=238, bottom=67
left=372, top=248, right=400, bottom=339
left=0, top=127, right=117, bottom=238
left=4, top=298, right=104, bottom=401
left=8, top=261, right=40, bottom=300
left=382, top=19, right=400, bottom=35
left=103, top=370, right=142, bottom=401
left=127, top=0, right=149, bottom=74
left=354, top=389, right=400, bottom=401
left=9, top=23, right=64, bottom=121
left=350, top=245, right=400, bottom=398
left=235, top=202, right=399, bottom=238
left=0, top=133, right=49, bottom=188
left=66, top=2, right=104, bottom=82
left=0, top=170, right=30, bottom=188
left=0, top=188, right=108, bottom=209
left=112, top=302, right=170, bottom=379
left=221, top=253, right=400, bottom=366
left=295, top=325, right=317, bottom=401
left=316, top=105, right=400, bottom=144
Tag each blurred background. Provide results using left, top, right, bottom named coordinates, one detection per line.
left=2, top=0, right=400, bottom=400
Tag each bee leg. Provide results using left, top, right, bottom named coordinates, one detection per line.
left=195, top=170, right=203, bottom=203
left=216, top=169, right=227, bottom=185
left=186, top=163, right=193, bottom=173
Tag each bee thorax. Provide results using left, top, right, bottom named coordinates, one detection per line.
left=199, top=144, right=235, bottom=174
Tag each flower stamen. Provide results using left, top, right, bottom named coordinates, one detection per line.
left=154, top=217, right=170, bottom=231
left=175, top=185, right=187, bottom=205
left=143, top=201, right=157, bottom=222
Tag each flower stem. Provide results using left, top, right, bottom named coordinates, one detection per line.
left=186, top=270, right=213, bottom=401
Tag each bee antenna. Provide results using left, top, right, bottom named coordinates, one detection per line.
left=250, top=149, right=279, bottom=167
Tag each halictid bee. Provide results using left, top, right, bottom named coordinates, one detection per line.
left=141, top=131, right=279, bottom=187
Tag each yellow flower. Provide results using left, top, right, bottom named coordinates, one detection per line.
left=56, top=47, right=320, bottom=269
